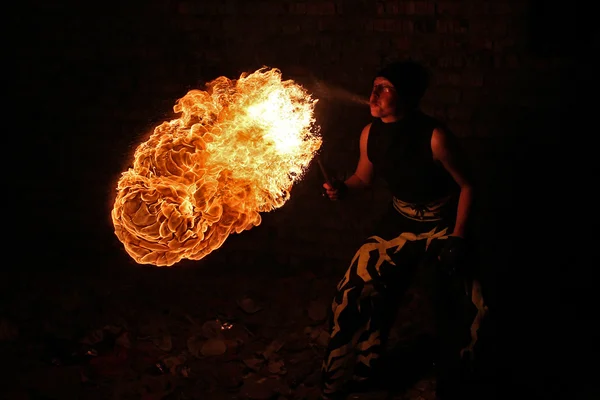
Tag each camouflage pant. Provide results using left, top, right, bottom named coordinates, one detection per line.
left=320, top=225, right=450, bottom=396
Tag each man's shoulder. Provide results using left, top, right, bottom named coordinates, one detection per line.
left=418, top=111, right=442, bottom=126
left=361, top=122, right=373, bottom=135
left=418, top=112, right=450, bottom=135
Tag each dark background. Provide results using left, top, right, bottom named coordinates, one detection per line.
left=7, top=0, right=596, bottom=398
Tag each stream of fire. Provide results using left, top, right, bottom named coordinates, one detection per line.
left=112, top=67, right=322, bottom=266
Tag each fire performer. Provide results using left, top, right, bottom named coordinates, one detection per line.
left=319, top=60, right=478, bottom=399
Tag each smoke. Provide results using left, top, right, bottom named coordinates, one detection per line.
left=307, top=77, right=369, bottom=106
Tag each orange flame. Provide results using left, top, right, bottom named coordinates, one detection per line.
left=112, top=67, right=322, bottom=266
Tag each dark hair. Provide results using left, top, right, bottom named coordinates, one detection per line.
left=375, top=60, right=430, bottom=106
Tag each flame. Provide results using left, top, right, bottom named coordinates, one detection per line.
left=112, top=67, right=322, bottom=266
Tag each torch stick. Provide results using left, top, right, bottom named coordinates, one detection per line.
left=315, top=156, right=359, bottom=232
left=316, top=156, right=332, bottom=187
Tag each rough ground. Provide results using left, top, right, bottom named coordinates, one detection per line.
left=0, top=253, right=460, bottom=400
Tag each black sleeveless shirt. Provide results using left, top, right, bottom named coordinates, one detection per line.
left=367, top=111, right=458, bottom=204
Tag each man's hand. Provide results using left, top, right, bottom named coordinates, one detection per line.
left=322, top=180, right=347, bottom=201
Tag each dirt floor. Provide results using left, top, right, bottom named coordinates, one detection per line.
left=1, top=249, right=490, bottom=400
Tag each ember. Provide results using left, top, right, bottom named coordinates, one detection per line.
left=112, top=67, right=322, bottom=266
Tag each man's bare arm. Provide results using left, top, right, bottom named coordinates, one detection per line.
left=323, top=124, right=374, bottom=200
left=345, top=123, right=374, bottom=189
left=431, top=127, right=474, bottom=238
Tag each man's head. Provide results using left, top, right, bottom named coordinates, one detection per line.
left=369, top=60, right=430, bottom=121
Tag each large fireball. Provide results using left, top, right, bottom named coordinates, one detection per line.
left=112, top=67, right=322, bottom=266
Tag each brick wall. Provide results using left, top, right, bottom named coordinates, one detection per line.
left=16, top=0, right=579, bottom=275
left=11, top=2, right=588, bottom=392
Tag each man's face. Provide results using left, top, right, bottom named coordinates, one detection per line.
left=369, top=77, right=398, bottom=122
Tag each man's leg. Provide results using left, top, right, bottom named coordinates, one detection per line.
left=433, top=252, right=476, bottom=399
left=321, top=281, right=370, bottom=398
left=321, top=237, right=392, bottom=398
left=333, top=236, right=426, bottom=393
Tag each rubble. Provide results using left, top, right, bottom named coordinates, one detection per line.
left=0, top=265, right=440, bottom=400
